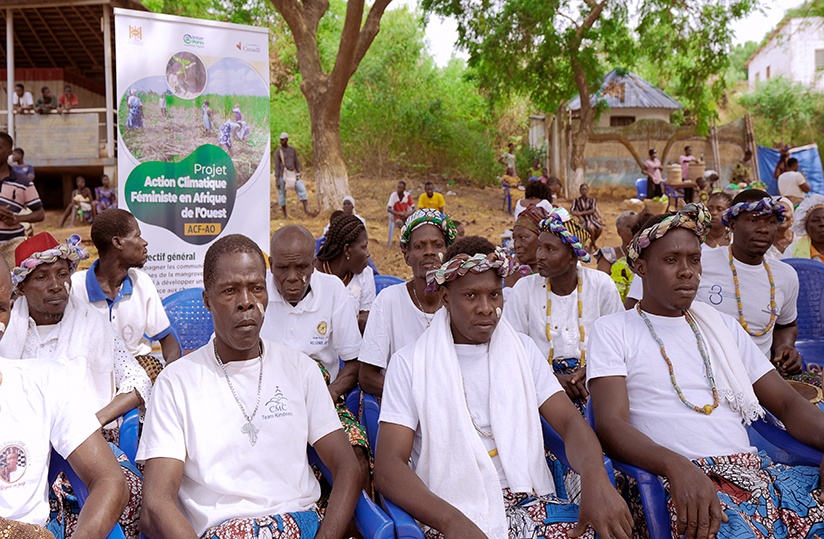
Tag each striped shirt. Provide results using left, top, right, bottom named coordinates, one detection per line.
left=0, top=169, right=43, bottom=242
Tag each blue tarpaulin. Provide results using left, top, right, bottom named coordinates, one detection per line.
left=756, top=145, right=824, bottom=196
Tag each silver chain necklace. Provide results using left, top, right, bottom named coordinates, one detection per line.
left=411, top=281, right=440, bottom=327
left=213, top=340, right=264, bottom=446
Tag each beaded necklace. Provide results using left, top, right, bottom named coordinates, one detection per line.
left=728, top=246, right=777, bottom=337
left=635, top=304, right=718, bottom=415
left=544, top=271, right=585, bottom=366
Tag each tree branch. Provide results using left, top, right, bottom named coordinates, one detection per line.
left=577, top=0, right=607, bottom=38
left=271, top=0, right=327, bottom=90
left=328, top=0, right=367, bottom=95
left=351, top=0, right=394, bottom=73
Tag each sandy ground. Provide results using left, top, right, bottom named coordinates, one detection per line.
left=44, top=176, right=630, bottom=278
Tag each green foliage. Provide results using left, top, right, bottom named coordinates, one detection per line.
left=725, top=41, right=759, bottom=84
left=739, top=77, right=820, bottom=147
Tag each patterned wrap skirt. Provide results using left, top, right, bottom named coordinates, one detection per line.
left=200, top=509, right=322, bottom=539
left=422, top=489, right=595, bottom=539
left=616, top=451, right=824, bottom=539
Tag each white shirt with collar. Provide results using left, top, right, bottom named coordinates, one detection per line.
left=503, top=267, right=623, bottom=360
left=71, top=260, right=173, bottom=357
left=261, top=271, right=361, bottom=381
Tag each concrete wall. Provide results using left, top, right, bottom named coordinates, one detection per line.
left=597, top=107, right=672, bottom=127
left=15, top=113, right=100, bottom=161
left=575, top=118, right=750, bottom=198
left=748, top=18, right=824, bottom=91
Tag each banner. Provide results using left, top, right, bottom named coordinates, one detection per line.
left=756, top=144, right=824, bottom=196
left=114, top=9, right=270, bottom=297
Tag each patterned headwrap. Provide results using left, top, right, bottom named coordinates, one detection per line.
left=514, top=204, right=550, bottom=235
left=12, top=234, right=89, bottom=289
left=425, top=246, right=529, bottom=292
left=626, top=203, right=711, bottom=270
left=399, top=208, right=458, bottom=252
left=721, top=197, right=786, bottom=227
left=793, top=194, right=824, bottom=237
left=537, top=208, right=591, bottom=263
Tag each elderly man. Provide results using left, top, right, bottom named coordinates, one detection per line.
left=376, top=235, right=632, bottom=539
left=358, top=209, right=458, bottom=397
left=696, top=190, right=801, bottom=377
left=260, top=225, right=369, bottom=484
left=0, top=232, right=145, bottom=538
left=139, top=234, right=360, bottom=539
left=72, top=209, right=181, bottom=380
left=0, top=252, right=128, bottom=539
left=588, top=203, right=824, bottom=539
left=504, top=208, right=622, bottom=407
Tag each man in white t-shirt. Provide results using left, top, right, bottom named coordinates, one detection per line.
left=387, top=180, right=415, bottom=235
left=12, top=84, right=34, bottom=114
left=504, top=207, right=622, bottom=406
left=139, top=234, right=360, bottom=539
left=358, top=209, right=458, bottom=397
left=376, top=236, right=631, bottom=539
left=588, top=204, right=824, bottom=539
left=696, top=191, right=801, bottom=375
left=72, top=209, right=181, bottom=379
left=0, top=255, right=128, bottom=538
left=261, top=225, right=370, bottom=483
left=777, top=157, right=810, bottom=205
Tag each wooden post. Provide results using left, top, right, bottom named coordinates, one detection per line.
left=6, top=9, right=14, bottom=139
left=103, top=6, right=114, bottom=161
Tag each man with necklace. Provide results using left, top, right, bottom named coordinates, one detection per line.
left=588, top=204, right=824, bottom=539
left=503, top=208, right=622, bottom=408
left=359, top=209, right=458, bottom=398
left=695, top=190, right=801, bottom=377
left=139, top=234, right=360, bottom=539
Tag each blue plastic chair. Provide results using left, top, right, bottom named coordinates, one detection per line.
left=500, top=181, right=513, bottom=214
left=307, top=446, right=395, bottom=539
left=48, top=449, right=128, bottom=539
left=783, top=258, right=824, bottom=341
left=161, top=287, right=214, bottom=353
left=315, top=237, right=326, bottom=255
left=664, top=184, right=685, bottom=211
left=119, top=408, right=140, bottom=464
left=374, top=275, right=405, bottom=296
left=635, top=178, right=648, bottom=199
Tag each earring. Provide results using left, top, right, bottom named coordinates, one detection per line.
left=346, top=254, right=350, bottom=260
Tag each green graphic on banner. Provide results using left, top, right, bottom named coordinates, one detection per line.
left=125, top=144, right=236, bottom=245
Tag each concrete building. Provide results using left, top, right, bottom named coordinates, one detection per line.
left=745, top=17, right=824, bottom=91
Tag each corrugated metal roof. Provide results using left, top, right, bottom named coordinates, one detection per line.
left=567, top=69, right=682, bottom=111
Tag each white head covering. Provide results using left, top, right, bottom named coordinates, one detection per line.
left=342, top=195, right=355, bottom=206
left=792, top=194, right=824, bottom=236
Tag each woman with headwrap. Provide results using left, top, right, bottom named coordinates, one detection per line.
left=359, top=209, right=458, bottom=398
left=504, top=204, right=549, bottom=288
left=595, top=210, right=646, bottom=301
left=785, top=194, right=824, bottom=262
left=125, top=89, right=143, bottom=129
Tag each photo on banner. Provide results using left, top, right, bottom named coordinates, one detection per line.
left=114, top=8, right=270, bottom=297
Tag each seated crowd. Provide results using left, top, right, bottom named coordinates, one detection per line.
left=3, top=177, right=824, bottom=539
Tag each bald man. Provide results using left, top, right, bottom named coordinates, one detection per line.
left=261, top=226, right=370, bottom=484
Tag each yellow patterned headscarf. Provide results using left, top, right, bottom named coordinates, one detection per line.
left=626, top=203, right=711, bottom=270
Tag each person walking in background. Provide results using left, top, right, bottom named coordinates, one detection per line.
left=274, top=132, right=315, bottom=218
left=642, top=148, right=663, bottom=198
left=678, top=145, right=697, bottom=203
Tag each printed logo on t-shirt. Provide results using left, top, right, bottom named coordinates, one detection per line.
left=0, top=443, right=27, bottom=484
left=310, top=321, right=329, bottom=346
left=122, top=324, right=135, bottom=342
left=316, top=321, right=327, bottom=337
left=262, top=386, right=292, bottom=419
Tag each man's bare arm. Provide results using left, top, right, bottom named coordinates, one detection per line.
left=313, top=430, right=361, bottom=539
left=141, top=457, right=199, bottom=539
left=358, top=363, right=384, bottom=398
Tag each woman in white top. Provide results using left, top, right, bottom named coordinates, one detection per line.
left=316, top=214, right=375, bottom=333
left=513, top=180, right=553, bottom=220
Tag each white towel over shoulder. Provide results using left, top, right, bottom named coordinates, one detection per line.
left=410, top=309, right=554, bottom=538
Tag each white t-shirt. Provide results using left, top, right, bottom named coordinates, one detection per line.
left=696, top=247, right=798, bottom=356
left=13, top=92, right=34, bottom=108
left=387, top=191, right=415, bottom=213
left=261, top=271, right=361, bottom=381
left=359, top=282, right=436, bottom=371
left=347, top=266, right=376, bottom=313
left=136, top=338, right=342, bottom=536
left=513, top=199, right=553, bottom=221
left=777, top=171, right=807, bottom=198
left=503, top=268, right=623, bottom=360
left=586, top=309, right=774, bottom=460
left=380, top=334, right=563, bottom=488
left=626, top=274, right=643, bottom=301
left=0, top=358, right=100, bottom=525
left=72, top=262, right=173, bottom=357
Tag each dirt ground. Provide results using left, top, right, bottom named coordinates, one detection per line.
left=33, top=175, right=629, bottom=278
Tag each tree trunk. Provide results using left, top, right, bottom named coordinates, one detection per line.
left=307, top=97, right=350, bottom=211
left=569, top=62, right=597, bottom=194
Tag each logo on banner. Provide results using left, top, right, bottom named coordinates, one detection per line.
left=124, top=145, right=237, bottom=245
left=236, top=42, right=262, bottom=53
left=183, top=33, right=206, bottom=47
left=128, top=25, right=143, bottom=43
